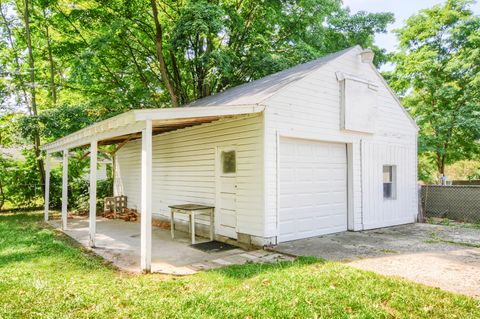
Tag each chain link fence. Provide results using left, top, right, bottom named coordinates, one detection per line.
left=420, top=185, right=480, bottom=223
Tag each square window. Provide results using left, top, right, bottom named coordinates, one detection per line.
left=221, top=150, right=236, bottom=174
left=383, top=165, right=396, bottom=199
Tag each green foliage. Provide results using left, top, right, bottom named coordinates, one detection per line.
left=47, top=152, right=113, bottom=211
left=418, top=155, right=437, bottom=183
left=0, top=148, right=112, bottom=211
left=0, top=150, right=41, bottom=209
left=468, top=167, right=480, bottom=180
left=1, top=0, right=395, bottom=112
left=36, top=103, right=96, bottom=142
left=388, top=0, right=480, bottom=177
left=0, top=113, right=17, bottom=146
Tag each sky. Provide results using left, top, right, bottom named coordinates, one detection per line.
left=342, top=0, right=480, bottom=53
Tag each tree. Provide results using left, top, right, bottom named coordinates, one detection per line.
left=0, top=0, right=45, bottom=192
left=23, top=0, right=46, bottom=191
left=0, top=0, right=395, bottom=207
left=389, top=0, right=480, bottom=177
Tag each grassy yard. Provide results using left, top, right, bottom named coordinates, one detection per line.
left=0, top=211, right=479, bottom=318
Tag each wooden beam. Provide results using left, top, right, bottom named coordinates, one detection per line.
left=112, top=136, right=134, bottom=155
left=78, top=149, right=111, bottom=161
left=44, top=152, right=50, bottom=222
left=61, top=149, right=68, bottom=230
left=140, top=120, right=152, bottom=272
left=89, top=141, right=97, bottom=247
left=78, top=151, right=90, bottom=162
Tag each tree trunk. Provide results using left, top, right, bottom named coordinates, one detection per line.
left=435, top=152, right=447, bottom=184
left=43, top=9, right=57, bottom=105
left=169, top=48, right=186, bottom=104
left=23, top=0, right=46, bottom=194
left=0, top=178, right=5, bottom=211
left=150, top=0, right=178, bottom=107
left=440, top=155, right=446, bottom=176
left=0, top=3, right=29, bottom=110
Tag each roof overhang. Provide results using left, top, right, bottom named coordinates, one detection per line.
left=41, top=104, right=265, bottom=153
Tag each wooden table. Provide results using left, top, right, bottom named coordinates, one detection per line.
left=168, top=204, right=215, bottom=244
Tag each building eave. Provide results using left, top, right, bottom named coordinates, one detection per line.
left=41, top=104, right=265, bottom=153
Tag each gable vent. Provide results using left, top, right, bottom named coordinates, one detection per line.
left=359, top=49, right=374, bottom=63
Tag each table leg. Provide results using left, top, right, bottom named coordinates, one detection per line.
left=209, top=209, right=214, bottom=241
left=191, top=212, right=195, bottom=245
left=170, top=210, right=174, bottom=239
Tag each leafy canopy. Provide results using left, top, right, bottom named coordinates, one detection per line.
left=388, top=0, right=480, bottom=176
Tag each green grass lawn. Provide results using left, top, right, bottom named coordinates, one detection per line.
left=0, top=211, right=479, bottom=318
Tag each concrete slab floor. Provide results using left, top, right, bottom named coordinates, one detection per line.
left=48, top=217, right=293, bottom=275
left=273, top=223, right=480, bottom=298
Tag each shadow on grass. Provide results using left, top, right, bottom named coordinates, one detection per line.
left=0, top=211, right=43, bottom=222
left=0, top=206, right=43, bottom=214
left=0, top=211, right=114, bottom=271
left=210, top=256, right=325, bottom=279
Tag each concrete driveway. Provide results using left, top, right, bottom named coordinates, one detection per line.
left=273, top=223, right=480, bottom=298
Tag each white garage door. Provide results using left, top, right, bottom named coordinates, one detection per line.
left=279, top=138, right=348, bottom=242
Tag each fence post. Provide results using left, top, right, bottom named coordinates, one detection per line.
left=417, top=185, right=425, bottom=222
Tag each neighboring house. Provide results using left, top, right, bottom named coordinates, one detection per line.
left=0, top=147, right=25, bottom=161
left=81, top=157, right=110, bottom=181
left=50, top=154, right=111, bottom=181
left=42, top=46, right=418, bottom=272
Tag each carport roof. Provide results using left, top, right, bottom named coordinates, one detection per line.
left=41, top=104, right=264, bottom=153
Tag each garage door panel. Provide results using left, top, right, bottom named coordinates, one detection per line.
left=313, top=193, right=334, bottom=205
left=279, top=138, right=348, bottom=242
left=312, top=169, right=331, bottom=179
left=295, top=168, right=315, bottom=181
left=311, top=181, right=344, bottom=190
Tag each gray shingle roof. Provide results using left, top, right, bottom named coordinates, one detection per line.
left=186, top=46, right=357, bottom=107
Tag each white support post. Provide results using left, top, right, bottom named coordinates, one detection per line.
left=44, top=152, right=50, bottom=222
left=140, top=120, right=152, bottom=272
left=61, top=149, right=69, bottom=230
left=89, top=141, right=97, bottom=247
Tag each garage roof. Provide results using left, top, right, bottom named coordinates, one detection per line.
left=187, top=47, right=356, bottom=107
left=41, top=46, right=358, bottom=153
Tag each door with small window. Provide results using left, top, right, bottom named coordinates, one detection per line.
left=216, top=146, right=238, bottom=239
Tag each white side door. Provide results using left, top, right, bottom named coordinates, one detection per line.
left=216, top=146, right=238, bottom=239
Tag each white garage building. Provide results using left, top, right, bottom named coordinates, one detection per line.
left=42, top=46, right=418, bottom=272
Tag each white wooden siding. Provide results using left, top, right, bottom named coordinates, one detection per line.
left=114, top=114, right=265, bottom=237
left=361, top=141, right=417, bottom=228
left=264, top=46, right=417, bottom=237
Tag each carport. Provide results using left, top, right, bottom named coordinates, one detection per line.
left=41, top=105, right=264, bottom=273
